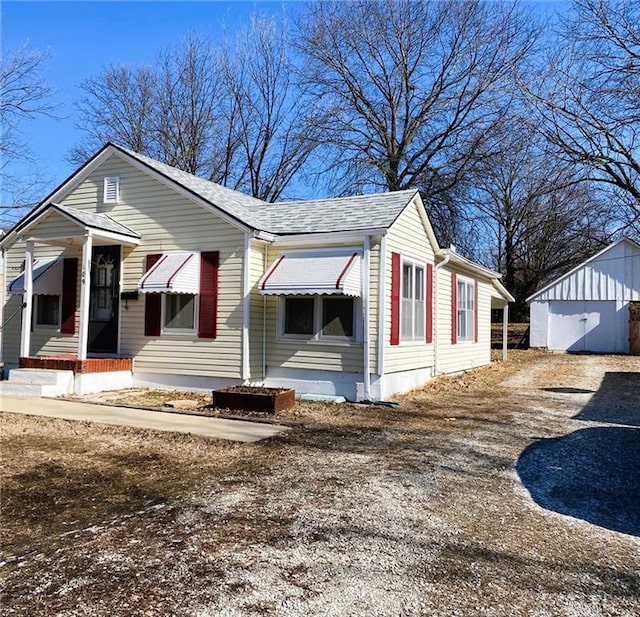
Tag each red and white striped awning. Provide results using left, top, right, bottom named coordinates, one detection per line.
left=8, top=257, right=63, bottom=295
left=259, top=250, right=362, bottom=296
left=138, top=252, right=200, bottom=294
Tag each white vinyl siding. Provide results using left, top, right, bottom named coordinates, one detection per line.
left=530, top=239, right=640, bottom=303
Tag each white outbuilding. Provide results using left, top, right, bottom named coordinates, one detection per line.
left=528, top=238, right=640, bottom=354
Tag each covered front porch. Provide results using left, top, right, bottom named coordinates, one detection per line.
left=6, top=203, right=140, bottom=395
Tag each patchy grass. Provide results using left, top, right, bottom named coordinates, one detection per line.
left=2, top=350, right=640, bottom=617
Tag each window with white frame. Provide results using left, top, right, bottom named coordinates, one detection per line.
left=456, top=277, right=475, bottom=341
left=34, top=294, right=60, bottom=328
left=163, top=293, right=196, bottom=333
left=281, top=295, right=358, bottom=341
left=401, top=260, right=425, bottom=341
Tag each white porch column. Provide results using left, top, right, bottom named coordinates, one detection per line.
left=77, top=232, right=93, bottom=360
left=502, top=304, right=509, bottom=361
left=363, top=235, right=371, bottom=401
left=19, top=241, right=34, bottom=358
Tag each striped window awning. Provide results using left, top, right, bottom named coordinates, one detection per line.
left=8, top=257, right=63, bottom=295
left=138, top=252, right=200, bottom=294
left=259, top=250, right=362, bottom=296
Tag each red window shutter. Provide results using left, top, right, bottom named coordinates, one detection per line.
left=451, top=272, right=457, bottom=345
left=474, top=280, right=479, bottom=343
left=60, top=258, right=78, bottom=334
left=390, top=252, right=401, bottom=345
left=198, top=251, right=219, bottom=339
left=426, top=263, right=433, bottom=344
left=144, top=254, right=162, bottom=336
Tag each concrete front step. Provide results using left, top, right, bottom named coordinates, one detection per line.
left=0, top=382, right=70, bottom=397
left=2, top=369, right=75, bottom=397
left=8, top=368, right=74, bottom=388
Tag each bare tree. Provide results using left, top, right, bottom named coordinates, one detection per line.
left=1, top=41, right=57, bottom=224
left=295, top=0, right=540, bottom=245
left=524, top=0, right=640, bottom=234
left=221, top=15, right=318, bottom=201
left=72, top=26, right=314, bottom=200
left=71, top=34, right=230, bottom=179
left=469, top=118, right=612, bottom=318
left=70, top=64, right=156, bottom=164
left=152, top=34, right=229, bottom=178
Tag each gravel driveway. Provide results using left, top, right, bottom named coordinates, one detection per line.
left=2, top=352, right=639, bottom=616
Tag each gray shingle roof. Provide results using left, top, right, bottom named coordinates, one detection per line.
left=54, top=204, right=140, bottom=239
left=115, top=145, right=417, bottom=235
left=261, top=191, right=418, bottom=234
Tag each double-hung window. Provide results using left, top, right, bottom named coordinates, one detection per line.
left=456, top=277, right=475, bottom=341
left=281, top=295, right=357, bottom=342
left=401, top=260, right=425, bottom=341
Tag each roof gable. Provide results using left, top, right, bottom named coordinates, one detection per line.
left=1, top=143, right=431, bottom=248
left=526, top=237, right=640, bottom=302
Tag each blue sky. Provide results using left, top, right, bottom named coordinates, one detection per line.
left=1, top=0, right=292, bottom=208
left=2, top=0, right=568, bottom=213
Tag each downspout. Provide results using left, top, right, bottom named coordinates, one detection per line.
left=363, top=235, right=371, bottom=401
left=376, top=234, right=387, bottom=396
left=433, top=252, right=451, bottom=376
left=262, top=242, right=268, bottom=381
left=241, top=232, right=251, bottom=382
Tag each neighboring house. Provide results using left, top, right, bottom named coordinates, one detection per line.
left=528, top=238, right=640, bottom=354
left=0, top=143, right=513, bottom=398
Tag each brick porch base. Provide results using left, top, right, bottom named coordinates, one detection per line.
left=19, top=356, right=133, bottom=374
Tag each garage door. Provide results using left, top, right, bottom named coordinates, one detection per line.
left=548, top=301, right=619, bottom=352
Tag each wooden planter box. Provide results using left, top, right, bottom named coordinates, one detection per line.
left=211, top=386, right=295, bottom=413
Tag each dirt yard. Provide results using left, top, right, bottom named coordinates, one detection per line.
left=1, top=351, right=639, bottom=616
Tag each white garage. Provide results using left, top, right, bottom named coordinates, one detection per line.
left=528, top=238, right=640, bottom=354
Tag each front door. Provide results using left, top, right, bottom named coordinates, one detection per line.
left=88, top=245, right=120, bottom=354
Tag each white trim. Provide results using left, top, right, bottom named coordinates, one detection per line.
left=377, top=234, right=387, bottom=377
left=399, top=257, right=426, bottom=343
left=270, top=229, right=387, bottom=246
left=77, top=232, right=93, bottom=360
left=277, top=295, right=362, bottom=344
left=502, top=304, right=509, bottom=361
left=456, top=274, right=475, bottom=343
left=363, top=235, right=371, bottom=400
left=409, top=193, right=441, bottom=255
left=20, top=241, right=34, bottom=357
left=161, top=293, right=198, bottom=335
left=242, top=232, right=251, bottom=381
left=433, top=252, right=451, bottom=375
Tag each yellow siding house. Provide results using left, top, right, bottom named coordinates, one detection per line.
left=0, top=144, right=512, bottom=399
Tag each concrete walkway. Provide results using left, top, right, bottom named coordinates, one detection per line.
left=0, top=395, right=290, bottom=443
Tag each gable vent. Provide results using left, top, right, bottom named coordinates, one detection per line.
left=104, top=176, right=120, bottom=203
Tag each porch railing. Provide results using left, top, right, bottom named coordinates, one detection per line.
left=0, top=302, right=25, bottom=332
